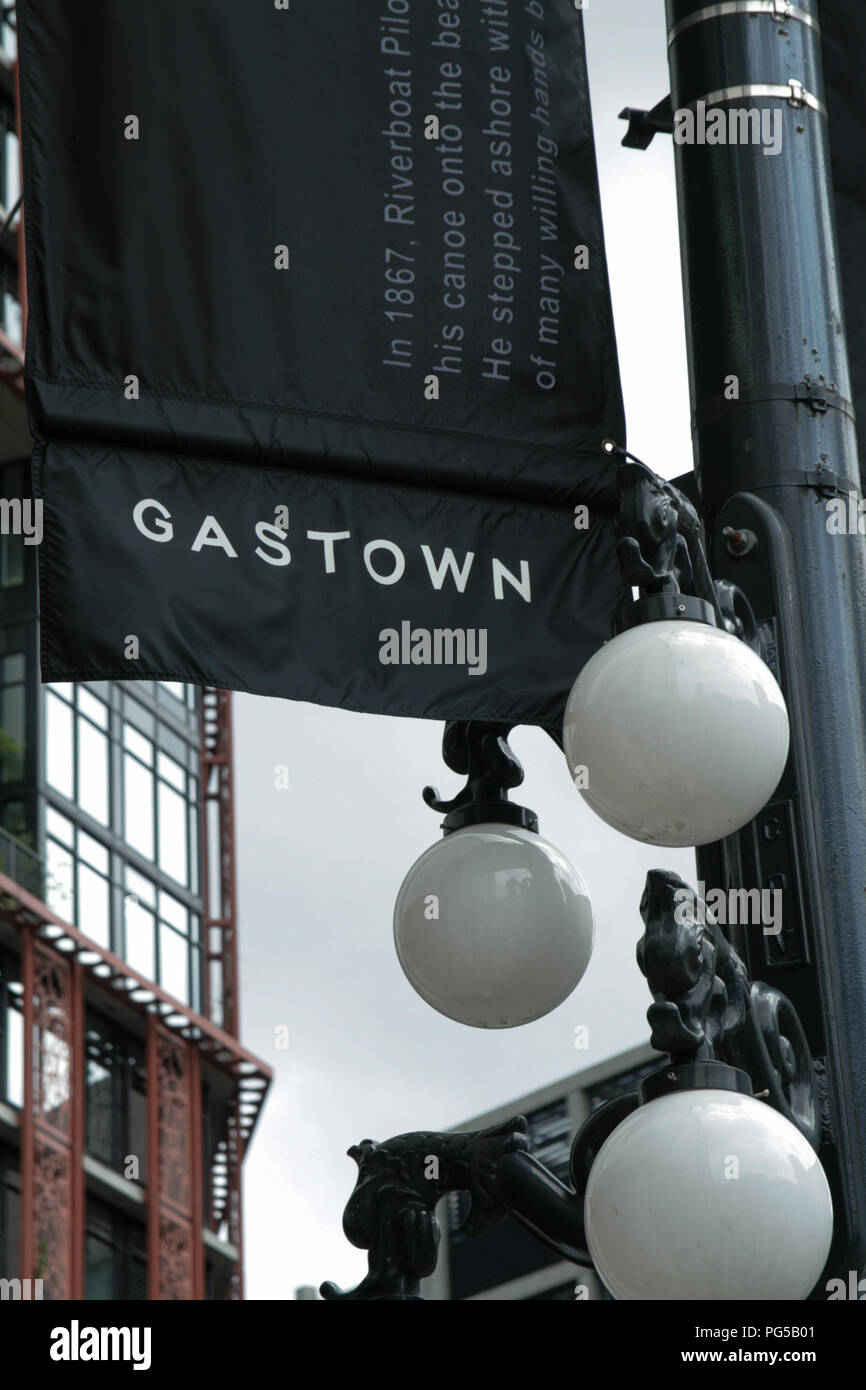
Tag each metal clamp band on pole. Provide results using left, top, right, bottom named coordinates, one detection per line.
left=694, top=380, right=856, bottom=428
left=669, top=1, right=821, bottom=47
left=684, top=81, right=826, bottom=117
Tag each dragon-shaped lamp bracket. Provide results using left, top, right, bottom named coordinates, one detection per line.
left=606, top=440, right=759, bottom=646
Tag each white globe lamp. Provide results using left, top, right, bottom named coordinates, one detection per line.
left=394, top=819, right=594, bottom=1028
left=563, top=598, right=789, bottom=847
left=584, top=1066, right=833, bottom=1301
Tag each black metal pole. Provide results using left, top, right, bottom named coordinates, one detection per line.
left=666, top=0, right=866, bottom=1283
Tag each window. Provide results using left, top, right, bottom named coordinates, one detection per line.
left=122, top=867, right=200, bottom=1008
left=123, top=723, right=154, bottom=860
left=123, top=868, right=156, bottom=979
left=0, top=462, right=24, bottom=588
left=160, top=889, right=199, bottom=1008
left=0, top=651, right=25, bottom=783
left=45, top=690, right=73, bottom=799
left=85, top=1198, right=147, bottom=1300
left=585, top=1059, right=662, bottom=1112
left=0, top=11, right=16, bottom=64
left=45, top=684, right=110, bottom=826
left=123, top=727, right=195, bottom=889
left=157, top=752, right=187, bottom=884
left=158, top=681, right=184, bottom=701
left=85, top=1010, right=147, bottom=1184
left=0, top=949, right=23, bottom=1109
left=45, top=808, right=110, bottom=947
left=158, top=680, right=197, bottom=712
left=40, top=681, right=204, bottom=996
left=2, top=120, right=20, bottom=233
left=0, top=1144, right=20, bottom=1281
left=77, top=689, right=109, bottom=824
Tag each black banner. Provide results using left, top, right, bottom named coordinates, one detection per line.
left=18, top=0, right=627, bottom=729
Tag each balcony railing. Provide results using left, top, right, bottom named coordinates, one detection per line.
left=0, top=822, right=43, bottom=900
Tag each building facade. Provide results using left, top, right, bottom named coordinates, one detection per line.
left=422, top=1045, right=661, bottom=1300
left=0, top=22, right=270, bottom=1300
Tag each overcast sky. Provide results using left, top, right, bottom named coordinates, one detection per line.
left=235, top=0, right=697, bottom=1301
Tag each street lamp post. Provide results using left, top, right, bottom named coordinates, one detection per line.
left=324, top=0, right=866, bottom=1299
left=666, top=0, right=866, bottom=1279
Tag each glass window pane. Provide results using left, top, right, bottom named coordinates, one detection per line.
left=160, top=925, right=188, bottom=1004
left=84, top=1013, right=147, bottom=1185
left=124, top=754, right=154, bottom=859
left=189, top=944, right=201, bottom=1013
left=157, top=751, right=185, bottom=792
left=159, top=681, right=184, bottom=701
left=188, top=804, right=199, bottom=896
left=78, top=864, right=110, bottom=949
left=124, top=898, right=155, bottom=980
left=45, top=692, right=74, bottom=798
left=0, top=1149, right=21, bottom=1279
left=158, top=782, right=187, bottom=885
left=125, top=867, right=155, bottom=907
left=122, top=697, right=154, bottom=739
left=46, top=807, right=74, bottom=847
left=2, top=294, right=21, bottom=351
left=0, top=682, right=23, bottom=782
left=158, top=891, right=187, bottom=934
left=46, top=839, right=74, bottom=921
left=77, top=687, right=108, bottom=729
left=0, top=532, right=23, bottom=588
left=85, top=1232, right=116, bottom=1300
left=78, top=829, right=108, bottom=874
left=78, top=718, right=109, bottom=825
left=123, top=724, right=153, bottom=765
left=1, top=653, right=23, bottom=682
left=5, top=999, right=23, bottom=1108
left=129, top=1083, right=147, bottom=1184
left=159, top=726, right=187, bottom=764
left=4, top=130, right=20, bottom=212
left=47, top=682, right=73, bottom=700
left=85, top=1038, right=114, bottom=1166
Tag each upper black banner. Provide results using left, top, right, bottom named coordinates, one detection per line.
left=17, top=0, right=627, bottom=728
left=19, top=0, right=623, bottom=506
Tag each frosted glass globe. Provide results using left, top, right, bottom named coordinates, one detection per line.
left=563, top=619, right=789, bottom=846
left=585, top=1089, right=833, bottom=1301
left=393, top=823, right=594, bottom=1028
